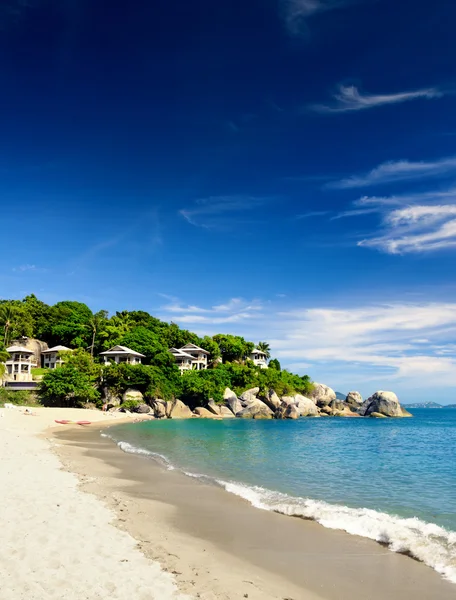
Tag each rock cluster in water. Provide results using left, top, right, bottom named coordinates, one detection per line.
left=128, top=384, right=412, bottom=420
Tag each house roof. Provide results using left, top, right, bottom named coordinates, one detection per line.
left=180, top=343, right=210, bottom=354
left=169, top=348, right=195, bottom=359
left=251, top=348, right=267, bottom=356
left=99, top=345, right=145, bottom=357
left=42, top=345, right=71, bottom=354
left=7, top=346, right=34, bottom=354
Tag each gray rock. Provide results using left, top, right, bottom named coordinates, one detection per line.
left=207, top=400, right=222, bottom=416
left=294, top=395, right=320, bottom=417
left=151, top=399, right=167, bottom=419
left=134, top=404, right=151, bottom=414
left=310, top=383, right=336, bottom=407
left=167, top=399, right=193, bottom=419
left=359, top=391, right=404, bottom=418
left=330, top=399, right=346, bottom=411
left=194, top=407, right=219, bottom=418
left=285, top=405, right=300, bottom=420
left=122, top=389, right=144, bottom=403
left=226, top=395, right=243, bottom=416
left=236, top=398, right=273, bottom=419
left=223, top=387, right=238, bottom=401
left=219, top=406, right=235, bottom=418
left=261, top=389, right=281, bottom=411
left=239, top=387, right=260, bottom=404
left=370, top=412, right=388, bottom=418
left=346, top=391, right=363, bottom=407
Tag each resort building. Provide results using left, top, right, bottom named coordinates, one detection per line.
left=5, top=346, right=37, bottom=382
left=99, top=345, right=145, bottom=365
left=41, top=345, right=71, bottom=369
left=169, top=344, right=210, bottom=373
left=249, top=348, right=268, bottom=369
left=169, top=348, right=197, bottom=373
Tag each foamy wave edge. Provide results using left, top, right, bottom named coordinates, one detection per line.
left=217, top=481, right=456, bottom=584
left=106, top=435, right=456, bottom=584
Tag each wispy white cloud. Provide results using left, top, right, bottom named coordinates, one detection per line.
left=161, top=297, right=263, bottom=325
left=179, top=195, right=267, bottom=229
left=282, top=0, right=354, bottom=34
left=331, top=156, right=456, bottom=189
left=331, top=207, right=380, bottom=220
left=161, top=295, right=456, bottom=397
left=354, top=188, right=456, bottom=206
left=296, top=210, right=330, bottom=219
left=359, top=204, right=456, bottom=253
left=12, top=264, right=47, bottom=273
left=312, top=85, right=442, bottom=113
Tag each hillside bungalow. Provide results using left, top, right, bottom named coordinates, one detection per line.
left=99, top=345, right=145, bottom=365
left=169, top=343, right=210, bottom=373
left=169, top=348, right=196, bottom=373
left=5, top=346, right=37, bottom=382
left=250, top=348, right=268, bottom=369
left=41, top=345, right=71, bottom=369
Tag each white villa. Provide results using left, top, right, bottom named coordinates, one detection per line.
left=250, top=348, right=268, bottom=369
left=170, top=343, right=210, bottom=373
left=5, top=346, right=37, bottom=382
left=99, top=345, right=145, bottom=365
left=41, top=345, right=71, bottom=369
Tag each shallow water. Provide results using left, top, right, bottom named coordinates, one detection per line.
left=107, top=409, right=456, bottom=582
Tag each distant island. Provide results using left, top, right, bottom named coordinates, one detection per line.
left=402, top=402, right=456, bottom=409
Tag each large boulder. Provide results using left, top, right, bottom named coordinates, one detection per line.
left=239, top=387, right=260, bottom=404
left=330, top=399, right=346, bottom=411
left=122, top=389, right=144, bottom=403
left=236, top=398, right=273, bottom=419
left=219, top=406, right=235, bottom=418
left=151, top=399, right=167, bottom=419
left=167, top=399, right=193, bottom=419
left=346, top=391, right=363, bottom=407
left=134, top=404, right=151, bottom=414
left=261, top=389, right=281, bottom=411
left=226, top=395, right=243, bottom=416
left=224, top=387, right=238, bottom=402
left=194, top=407, right=219, bottom=418
left=285, top=405, right=300, bottom=420
left=359, top=391, right=404, bottom=418
left=294, top=395, right=320, bottom=417
left=310, top=383, right=336, bottom=407
left=207, top=400, right=222, bottom=416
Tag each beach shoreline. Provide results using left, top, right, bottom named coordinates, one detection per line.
left=53, top=415, right=455, bottom=600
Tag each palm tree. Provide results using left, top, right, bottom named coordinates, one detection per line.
left=88, top=311, right=108, bottom=357
left=0, top=304, right=16, bottom=346
left=257, top=341, right=271, bottom=359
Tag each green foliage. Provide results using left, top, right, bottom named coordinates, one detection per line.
left=213, top=334, right=255, bottom=363
left=0, top=301, right=34, bottom=345
left=103, top=363, right=180, bottom=401
left=199, top=336, right=221, bottom=362
left=257, top=341, right=271, bottom=359
left=48, top=301, right=94, bottom=348
left=31, top=367, right=48, bottom=377
left=120, top=399, right=141, bottom=412
left=0, top=388, right=36, bottom=406
left=268, top=358, right=281, bottom=371
left=119, top=327, right=177, bottom=371
left=38, top=365, right=100, bottom=407
left=179, top=368, right=231, bottom=408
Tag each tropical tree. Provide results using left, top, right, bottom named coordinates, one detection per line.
left=87, top=310, right=108, bottom=356
left=268, top=358, right=281, bottom=371
left=38, top=365, right=100, bottom=407
left=257, top=341, right=271, bottom=359
left=0, top=303, right=15, bottom=346
left=213, top=334, right=255, bottom=363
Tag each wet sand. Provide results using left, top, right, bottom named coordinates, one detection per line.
left=53, top=424, right=456, bottom=600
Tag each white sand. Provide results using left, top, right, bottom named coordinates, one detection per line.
left=0, top=406, right=189, bottom=600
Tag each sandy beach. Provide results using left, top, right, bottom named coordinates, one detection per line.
left=1, top=406, right=455, bottom=600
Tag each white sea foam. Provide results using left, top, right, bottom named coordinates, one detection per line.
left=117, top=441, right=175, bottom=470
left=107, top=433, right=456, bottom=584
left=217, top=480, right=456, bottom=584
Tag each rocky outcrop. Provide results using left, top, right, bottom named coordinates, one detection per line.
left=370, top=412, right=387, bottom=418
left=151, top=399, right=167, bottom=419
left=294, top=395, right=320, bottom=417
left=310, top=383, right=336, bottom=407
left=285, top=405, right=300, bottom=420
left=219, top=406, right=235, bottom=418
left=135, top=404, right=151, bottom=414
left=261, top=389, right=281, bottom=411
left=359, top=391, right=404, bottom=418
left=194, top=407, right=219, bottom=418
left=207, top=400, right=222, bottom=416
left=239, top=387, right=260, bottom=404
left=122, top=389, right=144, bottom=403
left=237, top=398, right=274, bottom=419
left=167, top=399, right=193, bottom=419
left=346, top=391, right=363, bottom=407
left=224, top=387, right=238, bottom=402
left=226, top=395, right=243, bottom=416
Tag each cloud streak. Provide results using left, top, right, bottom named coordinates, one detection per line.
left=312, top=85, right=442, bottom=113
left=359, top=204, right=456, bottom=253
left=331, top=156, right=456, bottom=189
left=282, top=0, right=353, bottom=34
left=179, top=195, right=267, bottom=229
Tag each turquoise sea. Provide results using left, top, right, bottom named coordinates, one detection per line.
left=106, top=409, right=456, bottom=583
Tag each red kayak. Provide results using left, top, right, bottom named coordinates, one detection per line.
left=54, top=420, right=92, bottom=426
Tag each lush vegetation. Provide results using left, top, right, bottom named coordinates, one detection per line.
left=0, top=295, right=313, bottom=409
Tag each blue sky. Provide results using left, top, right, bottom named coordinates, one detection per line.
left=1, top=0, right=456, bottom=402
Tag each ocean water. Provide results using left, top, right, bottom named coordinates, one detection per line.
left=106, top=409, right=456, bottom=583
